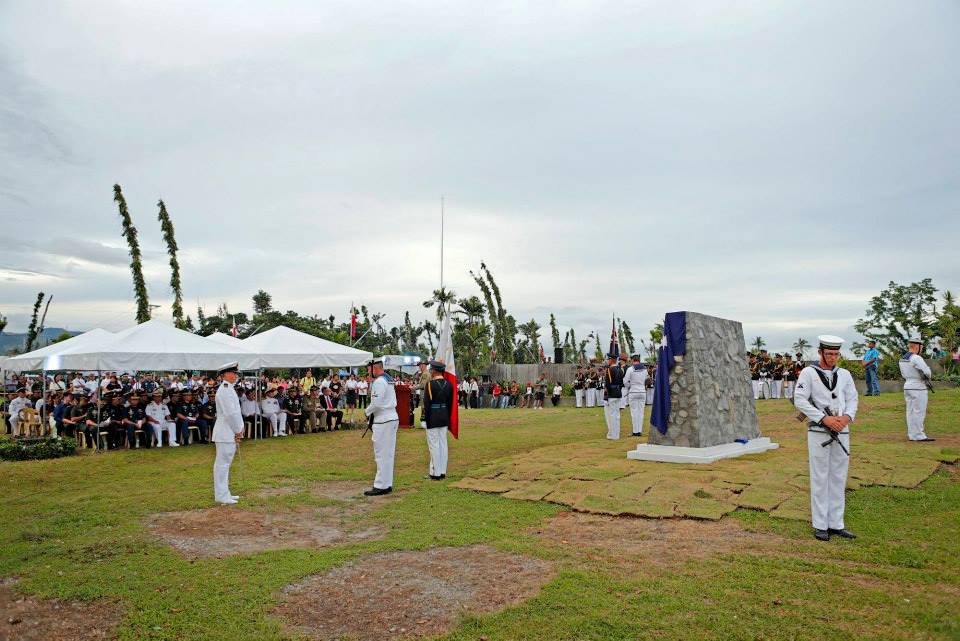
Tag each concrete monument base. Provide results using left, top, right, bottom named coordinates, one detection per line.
left=627, top=437, right=779, bottom=464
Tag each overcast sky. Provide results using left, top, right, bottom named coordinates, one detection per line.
left=1, top=0, right=958, bottom=354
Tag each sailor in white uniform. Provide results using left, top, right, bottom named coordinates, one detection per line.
left=145, top=390, right=179, bottom=447
left=364, top=357, right=399, bottom=496
left=260, top=388, right=283, bottom=436
left=7, top=388, right=31, bottom=436
left=622, top=354, right=648, bottom=436
left=900, top=335, right=935, bottom=442
left=211, top=362, right=244, bottom=505
left=793, top=335, right=859, bottom=542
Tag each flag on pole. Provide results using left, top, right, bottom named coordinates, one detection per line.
left=608, top=315, right=619, bottom=359
left=231, top=317, right=238, bottom=338
left=539, top=343, right=546, bottom=363
left=350, top=306, right=357, bottom=339
left=434, top=307, right=459, bottom=439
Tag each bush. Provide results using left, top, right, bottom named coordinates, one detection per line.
left=0, top=436, right=78, bottom=462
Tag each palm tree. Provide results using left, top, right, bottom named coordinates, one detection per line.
left=113, top=184, right=150, bottom=322
left=422, top=287, right=457, bottom=321
left=792, top=337, right=811, bottom=358
left=453, top=296, right=485, bottom=326
left=751, top=336, right=766, bottom=352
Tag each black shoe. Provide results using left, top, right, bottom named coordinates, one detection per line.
left=632, top=433, right=642, bottom=437
left=363, top=486, right=392, bottom=496
left=424, top=474, right=445, bottom=480
left=814, top=529, right=831, bottom=541
left=829, top=528, right=856, bottom=539
left=917, top=437, right=936, bottom=442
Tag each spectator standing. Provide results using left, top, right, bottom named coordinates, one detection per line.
left=862, top=339, right=881, bottom=396
left=551, top=382, right=562, bottom=406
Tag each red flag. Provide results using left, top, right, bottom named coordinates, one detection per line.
left=539, top=343, right=546, bottom=363
left=350, top=310, right=357, bottom=339
left=443, top=370, right=459, bottom=439
left=231, top=317, right=237, bottom=338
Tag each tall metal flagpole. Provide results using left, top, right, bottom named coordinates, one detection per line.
left=440, top=196, right=445, bottom=291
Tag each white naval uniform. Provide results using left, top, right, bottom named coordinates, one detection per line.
left=212, top=381, right=244, bottom=503
left=574, top=384, right=584, bottom=408
left=365, top=373, right=399, bottom=490
left=8, top=396, right=31, bottom=434
left=585, top=382, right=596, bottom=407
left=145, top=401, right=178, bottom=447
left=260, top=396, right=283, bottom=435
left=793, top=363, right=859, bottom=532
left=622, top=365, right=648, bottom=435
left=899, top=353, right=932, bottom=441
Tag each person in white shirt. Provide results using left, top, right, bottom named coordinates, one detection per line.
left=363, top=357, right=398, bottom=496
left=551, top=383, right=563, bottom=406
left=260, top=388, right=283, bottom=436
left=899, top=335, right=935, bottom=442
left=145, top=390, right=179, bottom=447
left=794, top=335, right=859, bottom=542
left=357, top=377, right=369, bottom=409
left=240, top=389, right=260, bottom=438
left=622, top=354, right=648, bottom=436
left=8, top=388, right=31, bottom=436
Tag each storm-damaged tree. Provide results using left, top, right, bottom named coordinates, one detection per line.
left=113, top=184, right=150, bottom=322
left=157, top=200, right=186, bottom=328
left=549, top=313, right=561, bottom=355
left=24, top=292, right=45, bottom=351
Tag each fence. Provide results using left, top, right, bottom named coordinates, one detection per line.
left=485, top=363, right=578, bottom=384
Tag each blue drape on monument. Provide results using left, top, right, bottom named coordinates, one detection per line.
left=650, top=311, right=686, bottom=435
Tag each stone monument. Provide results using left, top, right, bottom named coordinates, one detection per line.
left=627, top=311, right=778, bottom=464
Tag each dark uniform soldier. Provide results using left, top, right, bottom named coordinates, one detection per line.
left=603, top=354, right=625, bottom=439
left=175, top=391, right=201, bottom=445
left=303, top=387, right=320, bottom=433
left=772, top=354, right=785, bottom=399
left=283, top=387, right=304, bottom=434
left=124, top=393, right=150, bottom=448
left=198, top=391, right=217, bottom=443
left=83, top=396, right=109, bottom=449
left=422, top=361, right=454, bottom=480
left=106, top=394, right=128, bottom=449
left=784, top=354, right=798, bottom=398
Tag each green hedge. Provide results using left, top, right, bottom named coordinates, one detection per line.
left=0, top=436, right=78, bottom=462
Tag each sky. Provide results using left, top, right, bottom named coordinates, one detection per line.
left=1, top=0, right=958, bottom=355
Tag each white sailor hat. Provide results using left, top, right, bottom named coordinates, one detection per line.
left=368, top=356, right=384, bottom=367
left=217, top=361, right=240, bottom=374
left=907, top=334, right=923, bottom=344
left=817, top=335, right=844, bottom=349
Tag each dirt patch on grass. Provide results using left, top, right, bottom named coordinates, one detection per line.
left=310, top=480, right=372, bottom=501
left=536, top=511, right=784, bottom=566
left=146, top=502, right=385, bottom=559
left=272, top=545, right=554, bottom=640
left=0, top=577, right=122, bottom=641
left=252, top=485, right=301, bottom=498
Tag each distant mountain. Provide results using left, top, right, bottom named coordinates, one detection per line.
left=0, top=328, right=82, bottom=355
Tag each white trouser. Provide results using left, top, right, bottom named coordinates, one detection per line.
left=807, top=430, right=849, bottom=531
left=9, top=415, right=19, bottom=434
left=152, top=420, right=178, bottom=446
left=597, top=389, right=606, bottom=406
left=604, top=401, right=621, bottom=440
left=904, top=389, right=929, bottom=440
left=213, top=442, right=237, bottom=503
left=263, top=412, right=279, bottom=435
left=277, top=412, right=287, bottom=435
left=575, top=389, right=584, bottom=408
left=646, top=388, right=654, bottom=405
left=628, top=394, right=646, bottom=434
left=585, top=388, right=596, bottom=407
left=784, top=381, right=795, bottom=398
left=752, top=380, right=760, bottom=399
left=372, top=419, right=399, bottom=489
left=772, top=380, right=783, bottom=399
left=426, top=426, right=449, bottom=476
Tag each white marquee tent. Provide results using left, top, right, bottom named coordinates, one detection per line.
left=2, top=328, right=116, bottom=373
left=41, top=320, right=261, bottom=372
left=206, top=332, right=246, bottom=347
left=241, top=325, right=371, bottom=368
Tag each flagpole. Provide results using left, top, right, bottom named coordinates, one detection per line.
left=440, top=195, right=445, bottom=291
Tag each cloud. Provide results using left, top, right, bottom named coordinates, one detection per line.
left=0, top=0, right=957, bottom=355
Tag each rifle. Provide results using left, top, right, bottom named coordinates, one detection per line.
left=922, top=373, right=936, bottom=394
left=361, top=413, right=373, bottom=439
left=796, top=406, right=849, bottom=456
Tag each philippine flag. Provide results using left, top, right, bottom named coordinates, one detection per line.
left=433, top=308, right=459, bottom=439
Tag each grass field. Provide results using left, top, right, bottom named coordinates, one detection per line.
left=1, top=390, right=958, bottom=640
